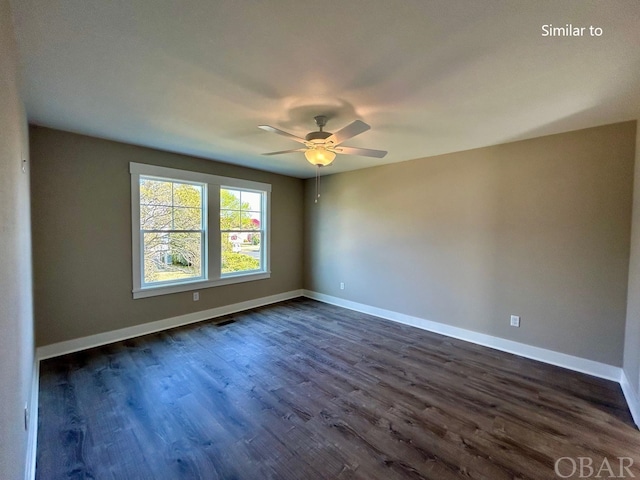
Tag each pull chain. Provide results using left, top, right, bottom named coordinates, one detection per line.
left=315, top=165, right=321, bottom=203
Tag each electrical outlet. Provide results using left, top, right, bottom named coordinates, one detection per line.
left=340, top=282, right=345, bottom=290
left=510, top=315, right=520, bottom=327
left=193, top=292, right=199, bottom=301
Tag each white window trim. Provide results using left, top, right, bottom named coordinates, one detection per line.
left=130, top=162, right=271, bottom=299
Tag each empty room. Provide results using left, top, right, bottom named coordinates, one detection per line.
left=2, top=1, right=640, bottom=479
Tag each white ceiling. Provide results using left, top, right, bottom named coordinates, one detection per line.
left=9, top=0, right=640, bottom=178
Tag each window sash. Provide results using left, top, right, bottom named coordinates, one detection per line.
left=221, top=228, right=265, bottom=276
left=141, top=231, right=207, bottom=287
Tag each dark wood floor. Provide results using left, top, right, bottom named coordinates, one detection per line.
left=37, top=298, right=640, bottom=479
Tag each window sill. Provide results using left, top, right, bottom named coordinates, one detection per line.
left=132, top=271, right=271, bottom=299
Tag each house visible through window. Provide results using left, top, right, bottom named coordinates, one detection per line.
left=130, top=163, right=271, bottom=299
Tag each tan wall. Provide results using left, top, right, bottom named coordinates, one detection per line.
left=624, top=122, right=640, bottom=421
left=305, top=122, right=636, bottom=366
left=0, top=0, right=34, bottom=478
left=30, top=127, right=304, bottom=346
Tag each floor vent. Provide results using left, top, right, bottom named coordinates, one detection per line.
left=215, top=318, right=236, bottom=327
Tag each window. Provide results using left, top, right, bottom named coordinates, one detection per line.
left=220, top=188, right=265, bottom=275
left=131, top=163, right=270, bottom=299
left=140, top=177, right=206, bottom=286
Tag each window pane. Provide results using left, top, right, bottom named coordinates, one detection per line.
left=220, top=210, right=241, bottom=230
left=140, top=179, right=172, bottom=206
left=173, top=183, right=202, bottom=208
left=174, top=207, right=202, bottom=230
left=141, top=205, right=172, bottom=230
left=221, top=189, right=241, bottom=209
left=143, top=232, right=202, bottom=284
left=241, top=191, right=262, bottom=212
left=242, top=212, right=261, bottom=231
left=222, top=232, right=261, bottom=274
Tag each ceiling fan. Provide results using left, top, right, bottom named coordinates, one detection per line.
left=259, top=115, right=387, bottom=167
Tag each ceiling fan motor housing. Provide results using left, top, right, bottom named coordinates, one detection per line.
left=306, top=115, right=332, bottom=143
left=305, top=131, right=332, bottom=143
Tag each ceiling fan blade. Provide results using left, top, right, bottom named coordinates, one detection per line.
left=262, top=148, right=307, bottom=156
left=335, top=145, right=387, bottom=158
left=258, top=125, right=307, bottom=144
left=325, top=120, right=370, bottom=145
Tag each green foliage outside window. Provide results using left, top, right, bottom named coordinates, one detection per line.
left=222, top=252, right=260, bottom=273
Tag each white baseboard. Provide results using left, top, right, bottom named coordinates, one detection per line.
left=37, top=290, right=303, bottom=360
left=25, top=356, right=39, bottom=480
left=303, top=290, right=622, bottom=382
left=621, top=371, right=640, bottom=428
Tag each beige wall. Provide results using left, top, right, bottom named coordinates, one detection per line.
left=0, top=0, right=34, bottom=478
left=624, top=122, right=640, bottom=423
left=305, top=122, right=636, bottom=367
left=30, top=127, right=304, bottom=346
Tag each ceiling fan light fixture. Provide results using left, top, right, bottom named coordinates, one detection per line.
left=305, top=147, right=336, bottom=166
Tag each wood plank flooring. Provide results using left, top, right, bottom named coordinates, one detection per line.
left=37, top=298, right=640, bottom=479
